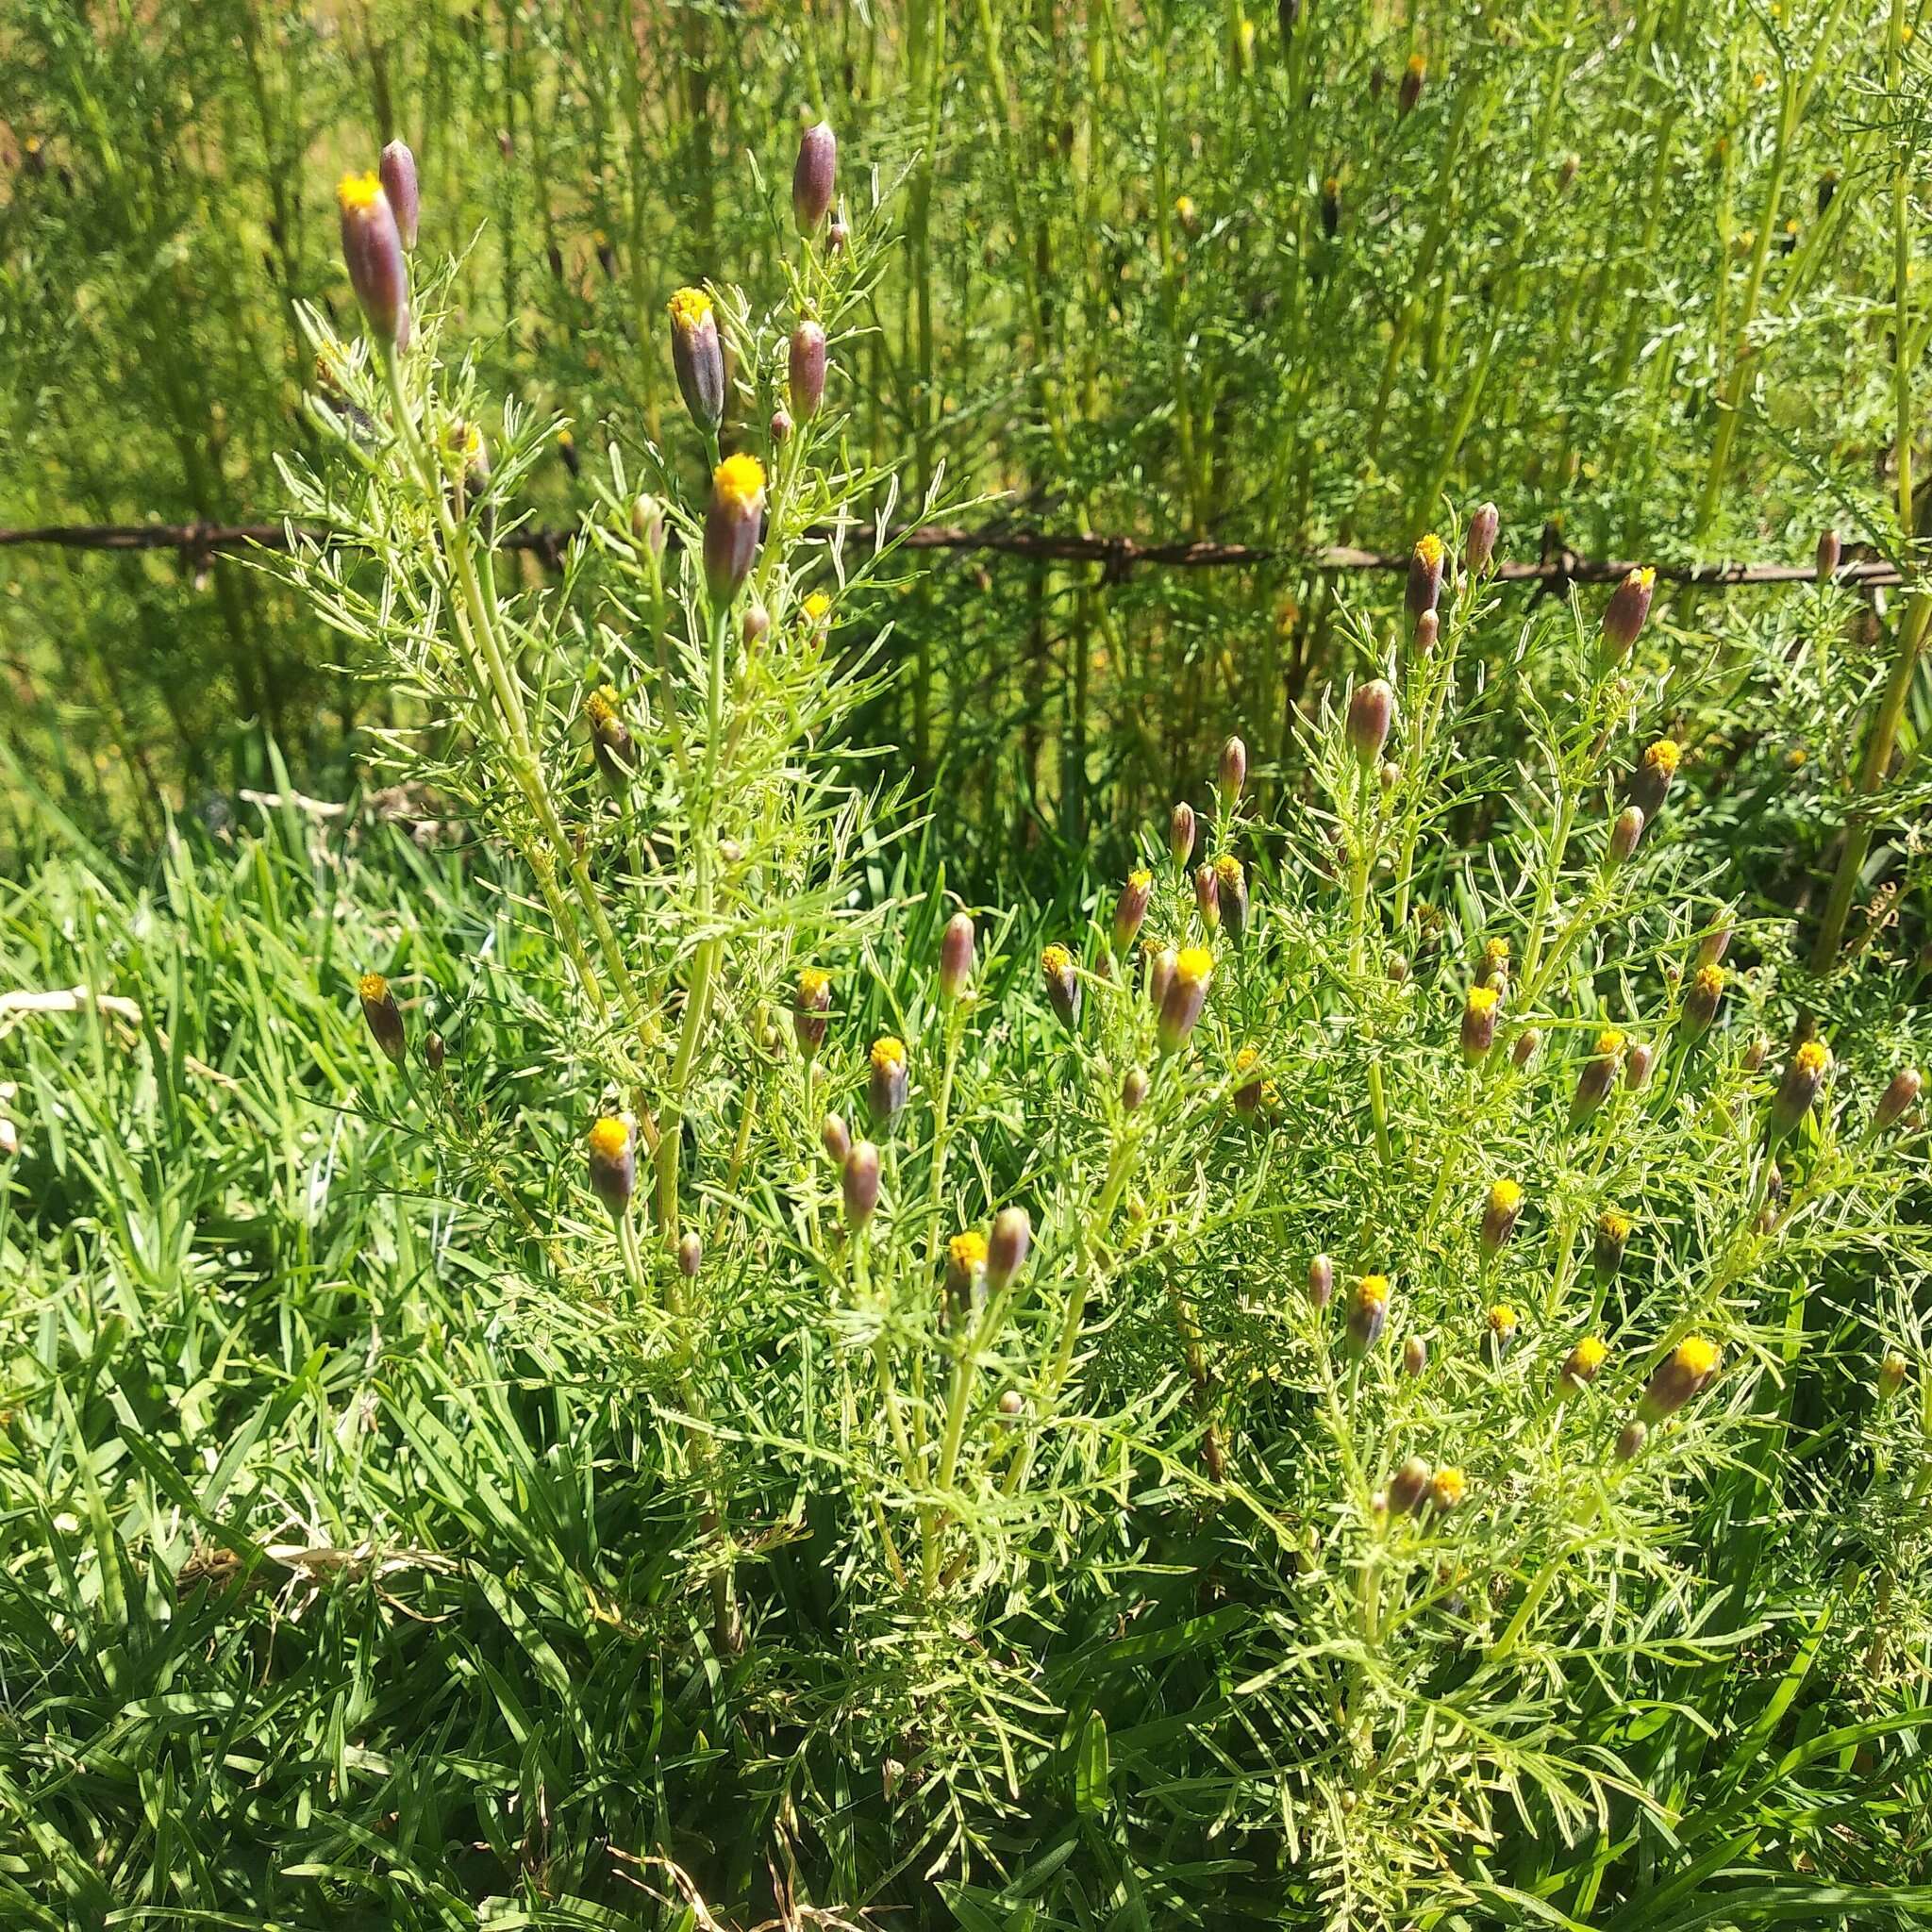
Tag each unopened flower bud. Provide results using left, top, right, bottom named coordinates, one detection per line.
left=1041, top=944, right=1080, bottom=1027
left=1594, top=1208, right=1632, bottom=1282
left=1345, top=1274, right=1390, bottom=1356
left=424, top=1030, right=445, bottom=1073
left=358, top=972, right=407, bottom=1065
left=1307, top=1253, right=1335, bottom=1311
left=1625, top=1041, right=1657, bottom=1091
left=1742, top=1036, right=1769, bottom=1074
left=987, top=1207, right=1032, bottom=1292
left=1148, top=946, right=1177, bottom=1013
left=1628, top=739, right=1680, bottom=818
left=1219, top=734, right=1248, bottom=802
left=742, top=604, right=770, bottom=647
left=1406, top=533, right=1446, bottom=621
left=793, top=119, right=838, bottom=233
left=1480, top=1179, right=1524, bottom=1255
left=630, top=493, right=667, bottom=558
left=1122, top=1066, right=1150, bottom=1112
left=1157, top=947, right=1213, bottom=1053
left=668, top=286, right=725, bottom=434
left=587, top=1115, right=636, bottom=1218
left=1388, top=952, right=1410, bottom=985
left=1877, top=1352, right=1908, bottom=1401
left=1511, top=1026, right=1542, bottom=1068
left=821, top=1112, right=851, bottom=1166
left=1639, top=1335, right=1720, bottom=1423
left=1466, top=502, right=1500, bottom=575
left=868, top=1036, right=908, bottom=1127
left=1615, top=1419, right=1648, bottom=1461
left=939, top=912, right=975, bottom=1001
left=1608, top=806, right=1646, bottom=864
left=1402, top=1335, right=1427, bottom=1377
left=586, top=687, right=636, bottom=794
left=1874, top=1067, right=1922, bottom=1131
left=770, top=407, right=793, bottom=445
left=1816, top=527, right=1840, bottom=582
left=704, top=454, right=766, bottom=606
left=1397, top=52, right=1426, bottom=117
left=1214, top=854, right=1249, bottom=944
left=1389, top=1455, right=1432, bottom=1514
left=337, top=172, right=410, bottom=346
left=943, top=1230, right=988, bottom=1326
left=793, top=968, right=831, bottom=1056
left=1193, top=863, right=1220, bottom=930
left=1769, top=1039, right=1830, bottom=1140
left=1600, top=567, right=1657, bottom=663
left=1460, top=985, right=1501, bottom=1062
left=1571, top=1027, right=1625, bottom=1126
left=1320, top=175, right=1341, bottom=237
left=826, top=217, right=849, bottom=253
left=789, top=319, right=828, bottom=418
left=1113, top=870, right=1154, bottom=953
left=677, top=1229, right=703, bottom=1277
left=1347, top=679, right=1395, bottom=765
left=842, top=1140, right=881, bottom=1228
left=1559, top=1335, right=1608, bottom=1393
left=379, top=139, right=420, bottom=251
left=1413, top=608, right=1439, bottom=658
left=998, top=1388, right=1025, bottom=1420
left=1170, top=800, right=1198, bottom=867
left=1682, top=963, right=1725, bottom=1040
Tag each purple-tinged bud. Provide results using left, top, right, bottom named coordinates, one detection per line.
left=1389, top=1455, right=1432, bottom=1514
left=704, top=455, right=766, bottom=606
left=789, top=320, right=828, bottom=418
left=1461, top=986, right=1501, bottom=1062
left=1571, top=1027, right=1625, bottom=1126
left=1624, top=1041, right=1657, bottom=1091
left=586, top=687, right=636, bottom=795
left=793, top=968, right=832, bottom=1057
left=868, top=1036, right=909, bottom=1128
left=1041, top=944, right=1080, bottom=1028
left=1170, top=801, right=1198, bottom=867
left=1769, top=1040, right=1830, bottom=1141
left=587, top=1116, right=636, bottom=1218
left=1413, top=608, right=1439, bottom=658
left=1875, top=1067, right=1923, bottom=1131
left=1388, top=952, right=1410, bottom=985
left=1345, top=1274, right=1391, bottom=1356
left=742, top=603, right=771, bottom=647
left=669, top=287, right=725, bottom=434
left=1608, top=806, right=1646, bottom=865
left=677, top=1229, right=703, bottom=1277
left=630, top=493, right=667, bottom=558
left=1742, top=1037, right=1770, bottom=1074
left=826, top=217, right=849, bottom=254
left=987, top=1207, right=1032, bottom=1292
left=1122, top=1066, right=1150, bottom=1112
left=1406, top=534, right=1446, bottom=621
left=998, top=1388, right=1025, bottom=1421
left=1600, top=567, right=1657, bottom=663
left=1479, top=1179, right=1524, bottom=1256
left=1213, top=854, right=1248, bottom=945
left=1559, top=1335, right=1608, bottom=1393
left=1320, top=175, right=1341, bottom=238
left=793, top=120, right=838, bottom=233
left=1148, top=946, right=1178, bottom=1013
left=1307, top=1253, right=1335, bottom=1311
left=1347, top=679, right=1395, bottom=765
left=1682, top=963, right=1725, bottom=1040
left=1628, top=740, right=1680, bottom=818
left=1594, top=1209, right=1632, bottom=1283
left=1697, top=922, right=1733, bottom=968
left=358, top=972, right=407, bottom=1065
left=939, top=911, right=975, bottom=1001
left=1638, top=1336, right=1720, bottom=1424
left=337, top=173, right=410, bottom=347
left=1402, top=1335, right=1427, bottom=1377
left=379, top=140, right=420, bottom=251
left=1113, top=869, right=1153, bottom=952
left=1466, top=502, right=1500, bottom=576
left=1219, top=734, right=1248, bottom=802
left=842, top=1140, right=881, bottom=1229
left=821, top=1113, right=851, bottom=1166
left=1157, top=948, right=1213, bottom=1054
left=1615, top=1420, right=1647, bottom=1462
left=1511, top=1026, right=1542, bottom=1069
left=1397, top=52, right=1425, bottom=117
left=1816, top=527, right=1840, bottom=582
left=770, top=408, right=793, bottom=446
left=424, top=1030, right=446, bottom=1073
left=1193, top=863, right=1221, bottom=931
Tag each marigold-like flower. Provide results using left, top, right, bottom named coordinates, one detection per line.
left=944, top=1230, right=988, bottom=1324
left=668, top=287, right=724, bottom=434
left=1113, top=869, right=1154, bottom=952
left=586, top=686, right=635, bottom=792
left=338, top=172, right=409, bottom=346
left=358, top=971, right=407, bottom=1065
left=1486, top=1303, right=1520, bottom=1359
left=869, top=1034, right=908, bottom=1125
left=1683, top=962, right=1725, bottom=1039
left=1571, top=1027, right=1626, bottom=1126
left=704, top=454, right=766, bottom=605
left=1041, top=943, right=1080, bottom=1027
left=1769, top=1039, right=1830, bottom=1140
left=587, top=1115, right=635, bottom=1217
left=794, top=967, right=831, bottom=1056
left=1407, top=532, right=1446, bottom=620
left=1480, top=1179, right=1524, bottom=1255
left=1427, top=1465, right=1465, bottom=1512
left=1158, top=946, right=1213, bottom=1053
left=1638, top=1335, right=1720, bottom=1422
left=1345, top=1274, right=1390, bottom=1356
left=1601, top=566, right=1656, bottom=663
left=1215, top=853, right=1249, bottom=945
left=1594, top=1208, right=1632, bottom=1282
left=1460, top=984, right=1501, bottom=1062
left=1559, top=1334, right=1608, bottom=1393
left=1629, top=738, right=1680, bottom=817
left=1397, top=51, right=1426, bottom=116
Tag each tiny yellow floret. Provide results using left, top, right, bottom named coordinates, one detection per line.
left=587, top=1116, right=630, bottom=1160
left=1214, top=854, right=1242, bottom=888
left=797, top=967, right=830, bottom=1002
left=586, top=687, right=619, bottom=727
left=667, top=286, right=713, bottom=329
left=1429, top=1465, right=1466, bottom=1508
left=712, top=453, right=767, bottom=512
left=1693, top=963, right=1724, bottom=998
left=1041, top=943, right=1074, bottom=975
left=870, top=1035, right=907, bottom=1073
left=1357, top=1274, right=1391, bottom=1307
left=1466, top=986, right=1500, bottom=1016
left=802, top=591, right=832, bottom=623
left=1235, top=1045, right=1260, bottom=1074
left=1571, top=1336, right=1609, bottom=1374
left=1593, top=1027, right=1626, bottom=1058
left=1127, top=867, right=1153, bottom=892
left=948, top=1231, right=989, bottom=1272
left=1643, top=738, right=1681, bottom=774
left=1414, top=532, right=1445, bottom=568
left=1488, top=1303, right=1519, bottom=1333
left=1794, top=1041, right=1830, bottom=1077
left=358, top=971, right=390, bottom=1003
left=1488, top=1178, right=1524, bottom=1216
left=337, top=171, right=382, bottom=213
left=1175, top=946, right=1214, bottom=987
left=1598, top=1208, right=1634, bottom=1243
left=1674, top=1336, right=1720, bottom=1379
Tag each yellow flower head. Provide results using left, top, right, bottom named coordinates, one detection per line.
left=1214, top=854, right=1242, bottom=888
left=1323, top=175, right=1340, bottom=197
left=712, top=453, right=767, bottom=513
left=667, top=286, right=713, bottom=331
left=1488, top=1178, right=1524, bottom=1218
left=1794, top=1040, right=1830, bottom=1077
left=358, top=971, right=390, bottom=1004
left=1428, top=1465, right=1465, bottom=1508
left=587, top=1116, right=630, bottom=1160
left=1174, top=193, right=1195, bottom=221
left=1041, top=942, right=1074, bottom=976
left=1406, top=53, right=1427, bottom=80
left=1356, top=1274, right=1391, bottom=1309
left=1235, top=1045, right=1260, bottom=1074
left=586, top=686, right=619, bottom=728
left=1127, top=868, right=1153, bottom=895
left=1466, top=985, right=1500, bottom=1018
left=1570, top=1335, right=1609, bottom=1375
left=1643, top=738, right=1680, bottom=774
left=870, top=1035, right=907, bottom=1074
left=1414, top=532, right=1445, bottom=569
left=802, top=591, right=832, bottom=623
left=1633, top=567, right=1657, bottom=591
left=948, top=1230, right=989, bottom=1273
left=1488, top=1302, right=1519, bottom=1334
left=1259, top=1078, right=1281, bottom=1108
left=1693, top=962, right=1725, bottom=999
left=337, top=171, right=382, bottom=213
left=1175, top=946, right=1214, bottom=988
left=1592, top=1026, right=1626, bottom=1059
left=1484, top=938, right=1510, bottom=968
left=797, top=966, right=830, bottom=1003
left=1598, top=1208, right=1634, bottom=1243
left=1674, top=1335, right=1720, bottom=1380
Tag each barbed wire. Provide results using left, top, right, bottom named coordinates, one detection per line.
left=0, top=518, right=1898, bottom=589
